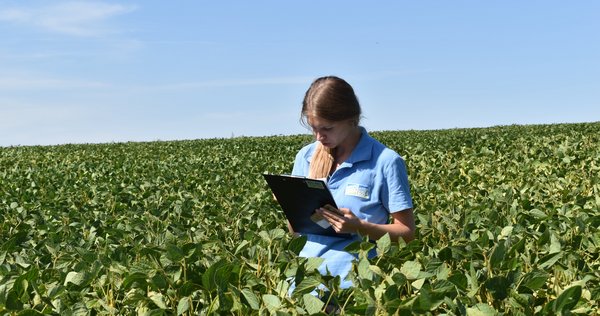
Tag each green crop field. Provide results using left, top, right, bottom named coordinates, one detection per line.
left=1, top=122, right=599, bottom=315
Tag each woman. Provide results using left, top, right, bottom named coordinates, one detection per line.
left=291, top=76, right=416, bottom=289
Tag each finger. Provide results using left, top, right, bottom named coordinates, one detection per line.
left=322, top=211, right=343, bottom=224
left=324, top=204, right=344, bottom=215
left=321, top=207, right=344, bottom=218
left=339, top=208, right=351, bottom=214
left=320, top=211, right=337, bottom=223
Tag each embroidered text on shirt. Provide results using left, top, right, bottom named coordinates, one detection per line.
left=345, top=183, right=370, bottom=199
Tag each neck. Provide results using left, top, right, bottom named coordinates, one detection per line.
left=334, top=126, right=362, bottom=161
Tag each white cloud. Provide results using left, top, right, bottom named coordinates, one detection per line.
left=0, top=1, right=136, bottom=37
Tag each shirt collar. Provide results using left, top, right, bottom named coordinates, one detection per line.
left=304, top=126, right=373, bottom=165
left=345, top=126, right=373, bottom=165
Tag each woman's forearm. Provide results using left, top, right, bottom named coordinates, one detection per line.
left=357, top=220, right=415, bottom=243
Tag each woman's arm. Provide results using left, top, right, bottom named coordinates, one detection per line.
left=317, top=207, right=416, bottom=243
left=287, top=220, right=301, bottom=237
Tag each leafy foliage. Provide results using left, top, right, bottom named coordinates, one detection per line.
left=1, top=123, right=599, bottom=315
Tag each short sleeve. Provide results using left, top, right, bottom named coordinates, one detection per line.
left=382, top=155, right=413, bottom=213
left=291, top=144, right=312, bottom=177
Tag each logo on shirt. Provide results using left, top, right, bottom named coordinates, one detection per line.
left=345, top=183, right=370, bottom=199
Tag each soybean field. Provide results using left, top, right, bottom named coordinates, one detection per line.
left=1, top=122, right=599, bottom=315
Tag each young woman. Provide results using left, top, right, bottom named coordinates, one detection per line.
left=291, top=76, right=416, bottom=289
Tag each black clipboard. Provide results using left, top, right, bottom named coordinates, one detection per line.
left=263, top=174, right=351, bottom=237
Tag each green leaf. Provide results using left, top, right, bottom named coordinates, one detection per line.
left=432, top=279, right=457, bottom=296
left=288, top=235, right=307, bottom=255
left=549, top=233, right=561, bottom=254
left=489, top=240, right=506, bottom=270
left=303, top=293, right=325, bottom=314
left=412, top=286, right=446, bottom=312
left=438, top=247, right=453, bottom=261
left=484, top=276, right=510, bottom=300
left=411, top=278, right=426, bottom=291
left=305, top=257, right=325, bottom=272
left=149, top=291, right=167, bottom=309
left=1, top=231, right=28, bottom=252
left=17, top=309, right=45, bottom=316
left=508, top=238, right=525, bottom=256
left=262, top=294, right=281, bottom=312
left=234, top=240, right=250, bottom=255
left=357, top=256, right=372, bottom=280
left=376, top=233, right=391, bottom=255
left=165, top=243, right=184, bottom=262
left=177, top=297, right=191, bottom=315
left=448, top=273, right=468, bottom=292
left=538, top=252, right=562, bottom=270
left=553, top=285, right=581, bottom=313
left=391, top=271, right=407, bottom=285
left=343, top=240, right=362, bottom=253
left=275, top=280, right=291, bottom=298
left=259, top=231, right=271, bottom=242
left=400, top=261, right=421, bottom=280
left=292, top=276, right=321, bottom=297
left=5, top=290, right=23, bottom=310
left=528, top=209, right=548, bottom=219
left=499, top=225, right=513, bottom=239
left=269, top=228, right=286, bottom=240
left=466, top=303, right=497, bottom=316
left=150, top=273, right=168, bottom=290
left=384, top=284, right=399, bottom=302
left=122, top=272, right=148, bottom=289
left=466, top=262, right=480, bottom=297
left=64, top=271, right=86, bottom=286
left=521, top=270, right=548, bottom=290
left=241, top=288, right=260, bottom=310
left=202, top=260, right=230, bottom=292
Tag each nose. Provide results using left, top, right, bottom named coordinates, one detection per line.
left=316, top=131, right=325, bottom=141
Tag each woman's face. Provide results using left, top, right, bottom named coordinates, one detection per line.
left=307, top=116, right=356, bottom=149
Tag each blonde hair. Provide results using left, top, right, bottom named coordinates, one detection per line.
left=308, top=142, right=334, bottom=179
left=302, top=76, right=361, bottom=179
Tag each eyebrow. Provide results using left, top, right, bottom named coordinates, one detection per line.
left=309, top=124, right=334, bottom=130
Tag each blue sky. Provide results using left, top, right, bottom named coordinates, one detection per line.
left=1, top=1, right=599, bottom=146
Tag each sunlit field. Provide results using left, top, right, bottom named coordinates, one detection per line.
left=1, top=122, right=598, bottom=315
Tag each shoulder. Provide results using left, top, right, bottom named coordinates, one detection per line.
left=366, top=134, right=405, bottom=166
left=292, top=141, right=317, bottom=176
left=296, top=142, right=316, bottom=159
left=351, top=129, right=406, bottom=169
left=363, top=137, right=408, bottom=179
left=295, top=141, right=317, bottom=162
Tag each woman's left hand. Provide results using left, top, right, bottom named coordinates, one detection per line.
left=317, top=205, right=363, bottom=234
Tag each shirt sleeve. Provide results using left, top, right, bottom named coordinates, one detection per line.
left=382, top=155, right=413, bottom=213
left=291, top=145, right=311, bottom=176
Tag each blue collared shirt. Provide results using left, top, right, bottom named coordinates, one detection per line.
left=290, top=127, right=413, bottom=288
left=292, top=127, right=413, bottom=222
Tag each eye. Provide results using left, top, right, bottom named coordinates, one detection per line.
left=310, top=126, right=332, bottom=133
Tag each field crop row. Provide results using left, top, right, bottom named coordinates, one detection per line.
left=1, top=122, right=599, bottom=315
